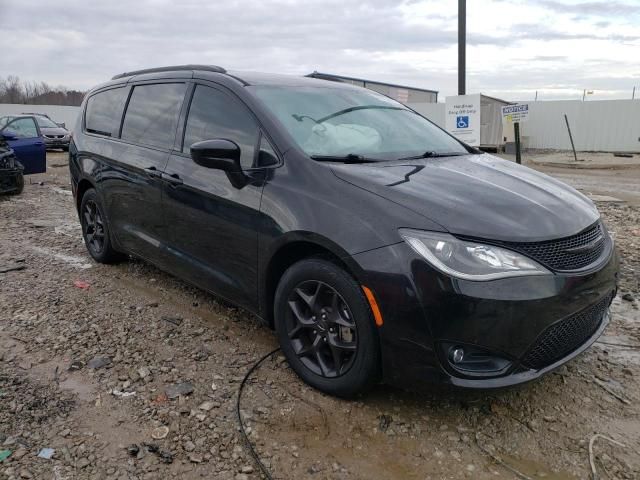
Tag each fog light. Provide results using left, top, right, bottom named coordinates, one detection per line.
left=440, top=342, right=513, bottom=377
left=451, top=347, right=465, bottom=364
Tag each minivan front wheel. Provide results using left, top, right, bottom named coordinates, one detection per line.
left=80, top=189, right=123, bottom=264
left=274, top=259, right=380, bottom=397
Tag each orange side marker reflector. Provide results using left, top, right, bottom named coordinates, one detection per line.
left=362, top=286, right=384, bottom=327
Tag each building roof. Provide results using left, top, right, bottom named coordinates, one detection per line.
left=306, top=71, right=439, bottom=95
left=480, top=94, right=513, bottom=105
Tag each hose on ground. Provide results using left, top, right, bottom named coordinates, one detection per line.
left=236, top=347, right=281, bottom=480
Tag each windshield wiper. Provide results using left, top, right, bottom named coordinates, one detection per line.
left=397, top=151, right=468, bottom=161
left=310, top=154, right=380, bottom=164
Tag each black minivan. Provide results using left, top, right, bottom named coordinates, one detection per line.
left=70, top=65, right=618, bottom=397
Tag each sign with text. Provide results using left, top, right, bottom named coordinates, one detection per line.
left=501, top=104, right=529, bottom=124
left=445, top=94, right=481, bottom=146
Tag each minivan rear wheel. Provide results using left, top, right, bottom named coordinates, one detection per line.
left=80, top=188, right=123, bottom=264
left=274, top=258, right=380, bottom=397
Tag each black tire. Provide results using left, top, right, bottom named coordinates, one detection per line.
left=80, top=188, right=124, bottom=264
left=274, top=258, right=381, bottom=397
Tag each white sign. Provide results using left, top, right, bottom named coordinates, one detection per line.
left=501, top=104, right=529, bottom=124
left=445, top=94, right=481, bottom=147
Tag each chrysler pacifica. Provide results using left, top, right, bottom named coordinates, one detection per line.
left=69, top=65, right=618, bottom=396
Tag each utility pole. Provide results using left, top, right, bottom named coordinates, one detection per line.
left=458, top=0, right=466, bottom=95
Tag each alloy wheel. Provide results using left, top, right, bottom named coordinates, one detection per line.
left=83, top=200, right=105, bottom=254
left=286, top=280, right=358, bottom=377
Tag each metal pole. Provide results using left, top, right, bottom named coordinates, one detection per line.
left=535, top=90, right=538, bottom=101
left=582, top=89, right=586, bottom=101
left=458, top=0, right=466, bottom=95
left=564, top=114, right=578, bottom=162
left=633, top=86, right=636, bottom=100
left=514, top=122, right=522, bottom=165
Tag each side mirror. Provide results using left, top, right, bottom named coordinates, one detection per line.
left=190, top=139, right=247, bottom=188
left=1, top=131, right=17, bottom=141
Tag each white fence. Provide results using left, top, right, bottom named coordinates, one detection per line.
left=519, top=100, right=640, bottom=153
left=0, top=104, right=80, bottom=131
left=409, top=99, right=640, bottom=153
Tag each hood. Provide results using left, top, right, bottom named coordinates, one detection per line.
left=331, top=154, right=599, bottom=243
left=41, top=127, right=69, bottom=135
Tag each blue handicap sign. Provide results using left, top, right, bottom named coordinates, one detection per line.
left=456, top=116, right=469, bottom=129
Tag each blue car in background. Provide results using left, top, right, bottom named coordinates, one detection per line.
left=0, top=115, right=47, bottom=175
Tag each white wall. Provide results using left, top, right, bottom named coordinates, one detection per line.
left=518, top=99, right=640, bottom=152
left=409, top=99, right=640, bottom=152
left=409, top=102, right=445, bottom=127
left=0, top=104, right=80, bottom=131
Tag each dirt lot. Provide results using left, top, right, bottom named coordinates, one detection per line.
left=1, top=152, right=639, bottom=480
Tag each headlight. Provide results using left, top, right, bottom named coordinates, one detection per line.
left=399, top=229, right=550, bottom=281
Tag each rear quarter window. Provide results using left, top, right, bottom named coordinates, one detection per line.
left=121, top=83, right=186, bottom=149
left=85, top=87, right=129, bottom=137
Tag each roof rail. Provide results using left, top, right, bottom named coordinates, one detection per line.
left=112, top=64, right=226, bottom=80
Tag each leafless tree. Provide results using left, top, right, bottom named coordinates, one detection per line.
left=0, top=75, right=85, bottom=106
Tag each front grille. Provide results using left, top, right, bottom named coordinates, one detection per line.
left=521, top=295, right=610, bottom=370
left=504, top=222, right=606, bottom=271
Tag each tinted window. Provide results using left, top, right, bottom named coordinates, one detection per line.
left=4, top=117, right=38, bottom=138
left=85, top=87, right=128, bottom=137
left=121, top=83, right=186, bottom=149
left=183, top=85, right=259, bottom=169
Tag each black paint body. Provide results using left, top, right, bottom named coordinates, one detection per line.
left=70, top=68, right=618, bottom=390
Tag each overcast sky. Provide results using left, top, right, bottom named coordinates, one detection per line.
left=1, top=0, right=639, bottom=101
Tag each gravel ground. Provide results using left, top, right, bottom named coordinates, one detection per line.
left=0, top=152, right=639, bottom=479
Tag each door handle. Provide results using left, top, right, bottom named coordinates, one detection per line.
left=164, top=173, right=183, bottom=186
left=144, top=166, right=163, bottom=179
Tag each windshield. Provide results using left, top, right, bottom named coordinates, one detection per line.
left=249, top=85, right=469, bottom=160
left=35, top=116, right=59, bottom=128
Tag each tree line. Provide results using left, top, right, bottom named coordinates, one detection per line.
left=0, top=75, right=85, bottom=106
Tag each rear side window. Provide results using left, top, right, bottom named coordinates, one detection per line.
left=183, top=85, right=259, bottom=169
left=121, top=83, right=186, bottom=149
left=85, top=87, right=128, bottom=137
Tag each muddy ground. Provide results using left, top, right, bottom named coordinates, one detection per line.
left=1, top=152, right=639, bottom=480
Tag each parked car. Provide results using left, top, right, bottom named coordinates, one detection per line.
left=0, top=138, right=24, bottom=195
left=1, top=114, right=72, bottom=151
left=70, top=65, right=618, bottom=397
left=30, top=113, right=72, bottom=151
left=0, top=115, right=46, bottom=175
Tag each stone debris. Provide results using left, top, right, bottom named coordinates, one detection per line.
left=0, top=151, right=638, bottom=479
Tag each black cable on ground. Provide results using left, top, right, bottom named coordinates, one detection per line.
left=236, top=347, right=281, bottom=480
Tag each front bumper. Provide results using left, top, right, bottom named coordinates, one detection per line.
left=44, top=136, right=70, bottom=148
left=353, top=239, right=619, bottom=390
